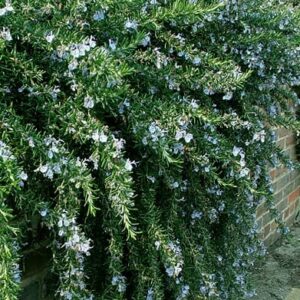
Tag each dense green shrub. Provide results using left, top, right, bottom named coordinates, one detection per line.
left=0, top=0, right=299, bottom=299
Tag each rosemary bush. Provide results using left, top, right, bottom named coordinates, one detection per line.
left=0, top=0, right=299, bottom=299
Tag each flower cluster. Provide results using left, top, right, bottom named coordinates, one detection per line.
left=0, top=0, right=13, bottom=17
left=111, top=275, right=127, bottom=293
left=56, top=211, right=94, bottom=300
left=199, top=273, right=219, bottom=298
left=0, top=140, right=15, bottom=161
left=163, top=240, right=184, bottom=280
left=143, top=121, right=167, bottom=145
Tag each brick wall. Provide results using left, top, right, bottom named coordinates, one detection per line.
left=256, top=129, right=300, bottom=246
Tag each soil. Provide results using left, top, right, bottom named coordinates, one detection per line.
left=250, top=223, right=300, bottom=300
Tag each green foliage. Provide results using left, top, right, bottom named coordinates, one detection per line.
left=0, top=0, right=299, bottom=299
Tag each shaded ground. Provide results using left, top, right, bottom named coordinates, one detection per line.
left=251, top=223, right=300, bottom=300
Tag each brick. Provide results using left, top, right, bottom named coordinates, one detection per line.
left=283, top=182, right=296, bottom=198
left=270, top=169, right=276, bottom=179
left=293, top=175, right=300, bottom=189
left=283, top=209, right=290, bottom=220
left=264, top=223, right=271, bottom=238
left=276, top=168, right=287, bottom=178
left=277, top=128, right=290, bottom=138
left=270, top=168, right=287, bottom=180
left=288, top=187, right=300, bottom=204
left=285, top=213, right=297, bottom=227
left=275, top=198, right=288, bottom=212
left=274, top=190, right=283, bottom=204
left=289, top=170, right=300, bottom=181
left=258, top=231, right=264, bottom=241
left=262, top=213, right=272, bottom=226
left=285, top=147, right=297, bottom=159
left=270, top=230, right=281, bottom=244
left=286, top=135, right=296, bottom=147
left=271, top=221, right=277, bottom=231
left=273, top=174, right=289, bottom=191
left=260, top=218, right=282, bottom=246
left=291, top=202, right=300, bottom=215
left=256, top=203, right=267, bottom=218
left=276, top=138, right=285, bottom=149
left=290, top=202, right=297, bottom=214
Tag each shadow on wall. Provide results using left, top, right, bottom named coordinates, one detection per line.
left=20, top=246, right=55, bottom=300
